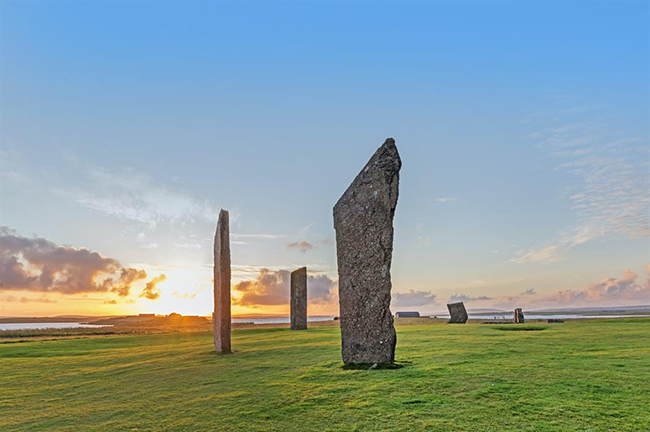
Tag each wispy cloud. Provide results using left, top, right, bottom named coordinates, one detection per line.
left=172, top=291, right=197, bottom=299
left=0, top=150, right=31, bottom=186
left=511, top=109, right=649, bottom=264
left=174, top=243, right=202, bottom=250
left=287, top=240, right=316, bottom=253
left=231, top=233, right=284, bottom=240
left=56, top=167, right=225, bottom=229
left=435, top=197, right=458, bottom=203
left=228, top=264, right=333, bottom=281
left=1, top=295, right=57, bottom=304
left=298, top=223, right=315, bottom=236
left=448, top=293, right=492, bottom=303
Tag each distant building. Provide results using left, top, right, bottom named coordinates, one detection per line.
left=395, top=311, right=420, bottom=318
left=138, top=313, right=155, bottom=317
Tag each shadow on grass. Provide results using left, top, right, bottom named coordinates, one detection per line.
left=493, top=326, right=547, bottom=331
left=341, top=361, right=410, bottom=370
left=402, top=399, right=426, bottom=405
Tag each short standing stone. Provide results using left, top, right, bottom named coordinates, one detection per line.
left=514, top=308, right=525, bottom=324
left=290, top=267, right=308, bottom=330
left=213, top=209, right=232, bottom=354
left=334, top=138, right=401, bottom=365
left=447, top=302, right=468, bottom=324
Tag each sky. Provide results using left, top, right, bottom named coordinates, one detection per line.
left=0, top=0, right=648, bottom=317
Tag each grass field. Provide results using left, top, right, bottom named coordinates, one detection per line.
left=1, top=318, right=649, bottom=431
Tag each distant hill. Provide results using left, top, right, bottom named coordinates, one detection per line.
left=427, top=308, right=508, bottom=315
left=466, top=308, right=508, bottom=314
left=0, top=316, right=115, bottom=324
left=528, top=305, right=650, bottom=315
left=531, top=305, right=650, bottom=313
left=91, top=315, right=209, bottom=327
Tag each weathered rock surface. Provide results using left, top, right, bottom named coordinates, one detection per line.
left=447, top=302, right=468, bottom=324
left=290, top=267, right=308, bottom=330
left=334, top=137, right=401, bottom=365
left=213, top=209, right=232, bottom=354
left=514, top=308, right=525, bottom=324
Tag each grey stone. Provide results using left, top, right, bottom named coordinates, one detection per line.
left=514, top=308, right=525, bottom=324
left=213, top=209, right=232, bottom=354
left=290, top=267, right=308, bottom=330
left=333, top=137, right=401, bottom=365
left=447, top=302, right=468, bottom=324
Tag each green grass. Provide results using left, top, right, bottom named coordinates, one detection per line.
left=1, top=319, right=649, bottom=431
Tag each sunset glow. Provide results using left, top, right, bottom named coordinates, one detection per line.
left=0, top=1, right=647, bottom=319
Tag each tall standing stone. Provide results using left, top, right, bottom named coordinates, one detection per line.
left=334, top=138, right=401, bottom=365
left=514, top=308, right=525, bottom=324
left=290, top=267, right=308, bottom=330
left=447, top=302, right=468, bottom=324
left=213, top=209, right=232, bottom=354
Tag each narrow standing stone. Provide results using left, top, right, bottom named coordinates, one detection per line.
left=290, top=267, right=308, bottom=330
left=514, top=308, right=525, bottom=324
left=334, top=138, right=401, bottom=365
left=447, top=302, right=468, bottom=324
left=213, top=209, right=231, bottom=354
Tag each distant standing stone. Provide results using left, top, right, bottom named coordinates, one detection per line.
left=290, top=267, right=308, bottom=330
left=334, top=137, right=401, bottom=365
left=447, top=302, right=468, bottom=324
left=514, top=308, right=525, bottom=324
left=214, top=209, right=232, bottom=354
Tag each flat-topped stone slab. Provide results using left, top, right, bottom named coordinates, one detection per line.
left=447, top=302, right=468, bottom=324
left=290, top=267, right=307, bottom=330
left=514, top=308, right=525, bottom=324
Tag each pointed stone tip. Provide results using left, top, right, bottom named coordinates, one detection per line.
left=379, top=137, right=397, bottom=152
left=217, top=209, right=229, bottom=227
left=379, top=137, right=400, bottom=161
left=333, top=137, right=401, bottom=214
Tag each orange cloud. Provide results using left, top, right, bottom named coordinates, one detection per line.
left=233, top=268, right=336, bottom=307
left=1, top=295, right=57, bottom=304
left=0, top=226, right=147, bottom=297
left=547, top=267, right=650, bottom=304
left=140, top=274, right=166, bottom=300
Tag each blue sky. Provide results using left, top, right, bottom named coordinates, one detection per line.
left=0, top=0, right=648, bottom=316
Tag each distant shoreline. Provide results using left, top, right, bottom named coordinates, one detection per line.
left=2, top=307, right=650, bottom=324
